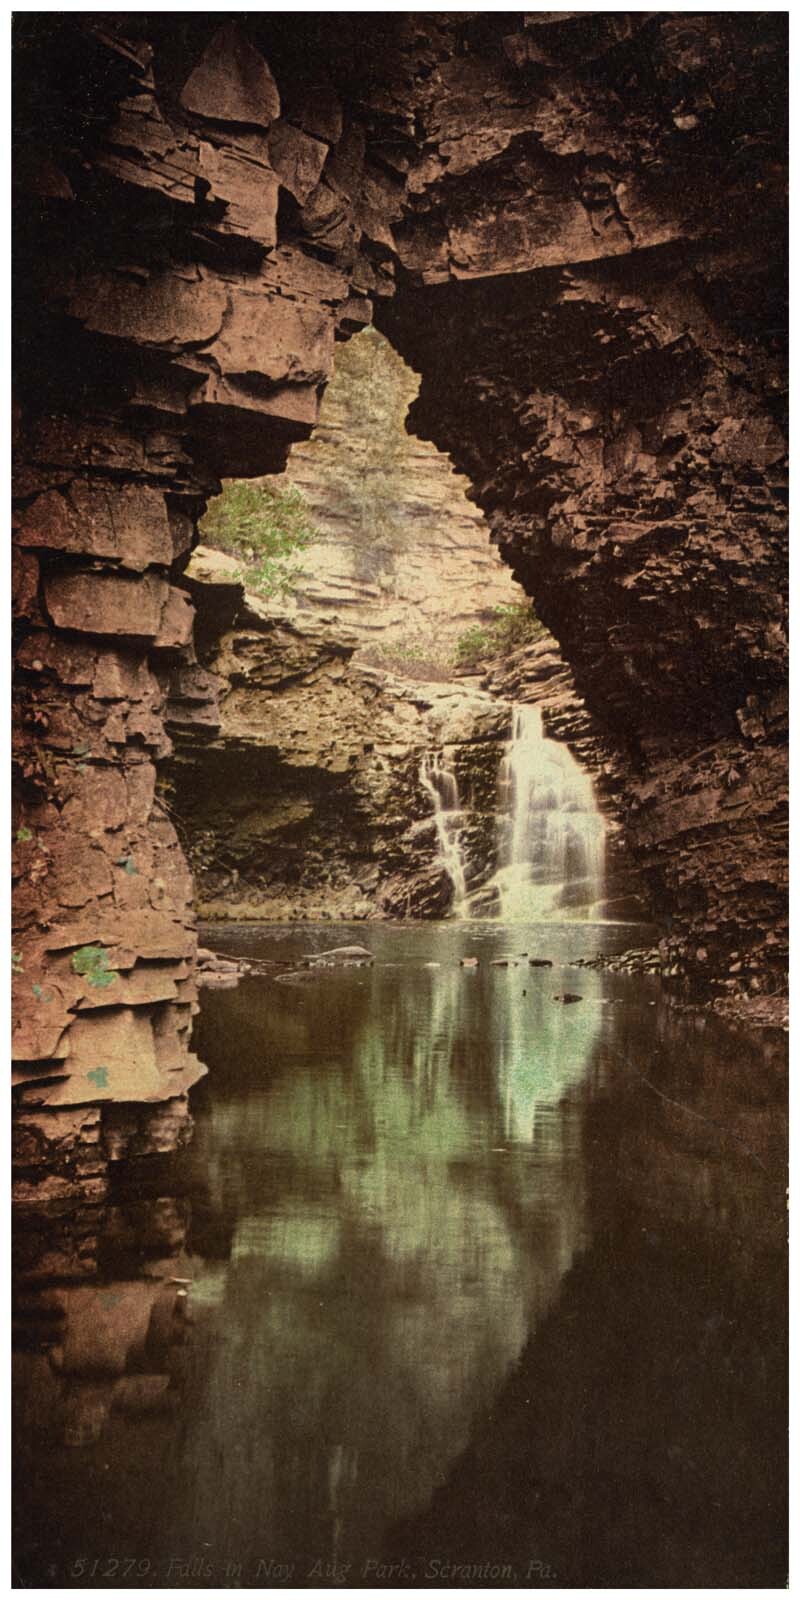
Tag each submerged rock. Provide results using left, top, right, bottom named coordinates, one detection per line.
left=554, top=993, right=583, bottom=1005
left=196, top=947, right=246, bottom=989
left=570, top=948, right=662, bottom=976
left=302, top=944, right=373, bottom=968
left=529, top=958, right=553, bottom=968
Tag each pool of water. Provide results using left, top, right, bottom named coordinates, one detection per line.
left=13, top=922, right=787, bottom=1587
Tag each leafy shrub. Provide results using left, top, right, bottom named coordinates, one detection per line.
left=455, top=602, right=546, bottom=667
left=199, top=480, right=319, bottom=599
left=454, top=623, right=491, bottom=668
left=359, top=639, right=454, bottom=682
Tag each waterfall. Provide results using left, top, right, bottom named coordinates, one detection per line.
left=491, top=705, right=605, bottom=922
left=419, top=750, right=468, bottom=917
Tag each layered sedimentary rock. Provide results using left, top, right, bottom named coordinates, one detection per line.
left=263, top=325, right=521, bottom=664
left=13, top=11, right=787, bottom=1175
left=166, top=548, right=511, bottom=920
left=376, top=13, right=788, bottom=987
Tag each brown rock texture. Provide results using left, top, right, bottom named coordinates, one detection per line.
left=376, top=13, right=788, bottom=990
left=13, top=12, right=787, bottom=1189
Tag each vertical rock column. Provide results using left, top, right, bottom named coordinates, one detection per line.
left=11, top=18, right=364, bottom=1200
left=13, top=458, right=207, bottom=1199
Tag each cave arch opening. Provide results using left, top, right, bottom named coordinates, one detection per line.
left=10, top=18, right=788, bottom=1584
left=168, top=322, right=624, bottom=926
left=8, top=8, right=787, bottom=1019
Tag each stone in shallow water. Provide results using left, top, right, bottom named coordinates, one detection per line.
left=302, top=945, right=373, bottom=967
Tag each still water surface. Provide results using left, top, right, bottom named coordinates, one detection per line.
left=13, top=922, right=787, bottom=1587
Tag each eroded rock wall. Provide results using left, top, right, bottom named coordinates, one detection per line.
left=12, top=14, right=399, bottom=1195
left=377, top=13, right=788, bottom=989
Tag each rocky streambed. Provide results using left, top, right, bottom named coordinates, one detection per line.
left=198, top=923, right=789, bottom=1036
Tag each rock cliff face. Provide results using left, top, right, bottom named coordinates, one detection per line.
left=376, top=12, right=788, bottom=990
left=167, top=547, right=512, bottom=921
left=13, top=13, right=787, bottom=1187
left=263, top=325, right=522, bottom=663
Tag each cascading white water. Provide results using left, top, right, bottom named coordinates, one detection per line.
left=491, top=705, right=605, bottom=922
left=419, top=750, right=468, bottom=916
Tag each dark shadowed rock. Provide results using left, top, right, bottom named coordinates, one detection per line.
left=180, top=23, right=281, bottom=127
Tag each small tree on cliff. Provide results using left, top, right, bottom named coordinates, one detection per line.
left=454, top=602, right=547, bottom=668
left=199, top=478, right=319, bottom=599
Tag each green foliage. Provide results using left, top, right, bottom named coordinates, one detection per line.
left=454, top=623, right=492, bottom=668
left=70, top=944, right=118, bottom=989
left=15, top=826, right=32, bottom=842
left=358, top=638, right=454, bottom=683
left=454, top=602, right=546, bottom=667
left=12, top=950, right=23, bottom=975
left=199, top=479, right=319, bottom=599
left=381, top=643, right=425, bottom=663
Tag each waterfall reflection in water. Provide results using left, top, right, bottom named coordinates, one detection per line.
left=179, top=937, right=602, bottom=1572
left=12, top=922, right=787, bottom=1588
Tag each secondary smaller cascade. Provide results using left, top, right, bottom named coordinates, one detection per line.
left=419, top=750, right=468, bottom=917
left=493, top=705, right=605, bottom=921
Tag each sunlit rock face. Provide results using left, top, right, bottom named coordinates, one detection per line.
left=165, top=551, right=512, bottom=920
left=266, top=327, right=521, bottom=663
left=12, top=12, right=787, bottom=1171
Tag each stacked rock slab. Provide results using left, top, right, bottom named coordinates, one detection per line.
left=263, top=325, right=522, bottom=662
left=13, top=13, right=787, bottom=1194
